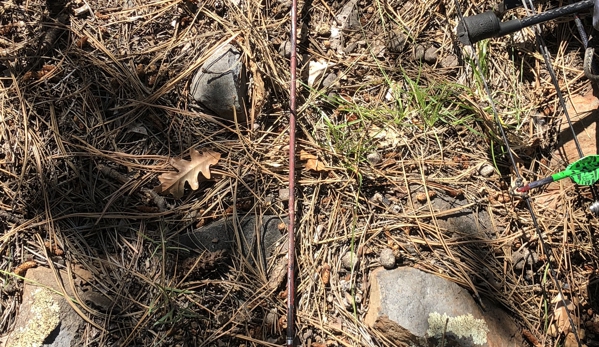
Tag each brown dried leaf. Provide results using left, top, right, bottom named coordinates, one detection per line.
left=299, top=150, right=317, bottom=160
left=320, top=263, right=331, bottom=286
left=300, top=150, right=327, bottom=171
left=552, top=294, right=577, bottom=335
left=155, top=149, right=220, bottom=198
left=305, top=158, right=327, bottom=171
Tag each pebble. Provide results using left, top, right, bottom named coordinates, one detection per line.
left=265, top=309, right=277, bottom=326
left=316, top=23, right=330, bottom=37
left=440, top=54, right=459, bottom=68
left=370, top=192, right=391, bottom=206
left=279, top=41, right=292, bottom=58
left=479, top=163, right=495, bottom=177
left=366, top=151, right=382, bottom=165
left=341, top=251, right=358, bottom=271
left=387, top=30, right=407, bottom=53
left=379, top=248, right=396, bottom=269
left=322, top=72, right=337, bottom=89
left=279, top=188, right=290, bottom=201
left=413, top=44, right=425, bottom=61
left=424, top=46, right=438, bottom=64
left=344, top=292, right=355, bottom=309
left=302, top=329, right=313, bottom=341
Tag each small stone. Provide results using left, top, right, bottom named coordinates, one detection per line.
left=424, top=46, right=438, bottom=64
left=344, top=292, right=354, bottom=309
left=316, top=23, right=330, bottom=37
left=366, top=151, right=382, bottom=165
left=322, top=72, right=337, bottom=89
left=279, top=41, right=292, bottom=58
left=512, top=248, right=539, bottom=270
left=371, top=192, right=383, bottom=203
left=190, top=44, right=247, bottom=123
left=479, top=163, right=495, bottom=177
left=379, top=248, right=396, bottom=269
left=387, top=30, right=407, bottom=53
left=413, top=44, right=425, bottom=61
left=390, top=204, right=402, bottom=214
left=341, top=251, right=358, bottom=271
left=415, top=190, right=436, bottom=203
left=279, top=188, right=290, bottom=201
left=265, top=309, right=277, bottom=326
left=2, top=283, right=16, bottom=294
left=440, top=54, right=459, bottom=68
left=302, top=329, right=313, bottom=341
left=344, top=41, right=358, bottom=54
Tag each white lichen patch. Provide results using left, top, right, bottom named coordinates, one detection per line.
left=427, top=312, right=489, bottom=345
left=11, top=287, right=60, bottom=347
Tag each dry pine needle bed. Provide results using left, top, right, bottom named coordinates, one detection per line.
left=0, top=0, right=599, bottom=346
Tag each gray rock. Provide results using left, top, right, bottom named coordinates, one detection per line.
left=366, top=151, right=382, bottom=165
left=365, top=267, right=524, bottom=347
left=479, top=163, right=495, bottom=177
left=424, top=192, right=494, bottom=237
left=4, top=267, right=112, bottom=347
left=336, top=0, right=359, bottom=30
left=322, top=72, right=337, bottom=89
left=413, top=44, right=425, bottom=61
left=190, top=44, right=247, bottom=123
left=440, top=54, right=459, bottom=68
left=512, top=248, right=539, bottom=270
left=379, top=248, right=396, bottom=269
left=279, top=188, right=290, bottom=201
left=424, top=46, right=438, bottom=64
left=387, top=30, right=407, bottom=53
left=341, top=251, right=358, bottom=271
left=278, top=40, right=292, bottom=58
left=176, top=215, right=287, bottom=261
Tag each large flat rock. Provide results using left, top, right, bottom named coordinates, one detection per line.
left=365, top=267, right=523, bottom=347
left=175, top=215, right=289, bottom=289
left=3, top=267, right=112, bottom=347
left=175, top=214, right=287, bottom=257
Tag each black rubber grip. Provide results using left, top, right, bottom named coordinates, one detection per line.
left=458, top=0, right=594, bottom=45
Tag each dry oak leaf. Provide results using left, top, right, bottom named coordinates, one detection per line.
left=552, top=293, right=578, bottom=335
left=300, top=150, right=328, bottom=171
left=155, top=149, right=220, bottom=198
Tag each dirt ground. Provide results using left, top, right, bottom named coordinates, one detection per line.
left=2, top=0, right=599, bottom=346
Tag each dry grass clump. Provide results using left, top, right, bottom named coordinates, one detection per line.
left=1, top=0, right=599, bottom=345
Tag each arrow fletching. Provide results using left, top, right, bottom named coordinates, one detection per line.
left=565, top=155, right=599, bottom=185
left=517, top=155, right=599, bottom=192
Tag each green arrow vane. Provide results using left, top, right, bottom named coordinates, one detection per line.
left=517, top=155, right=599, bottom=192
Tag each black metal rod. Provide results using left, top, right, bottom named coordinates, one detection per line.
left=457, top=0, right=593, bottom=44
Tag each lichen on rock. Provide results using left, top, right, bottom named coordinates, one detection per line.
left=427, top=312, right=489, bottom=345
left=10, top=287, right=60, bottom=347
